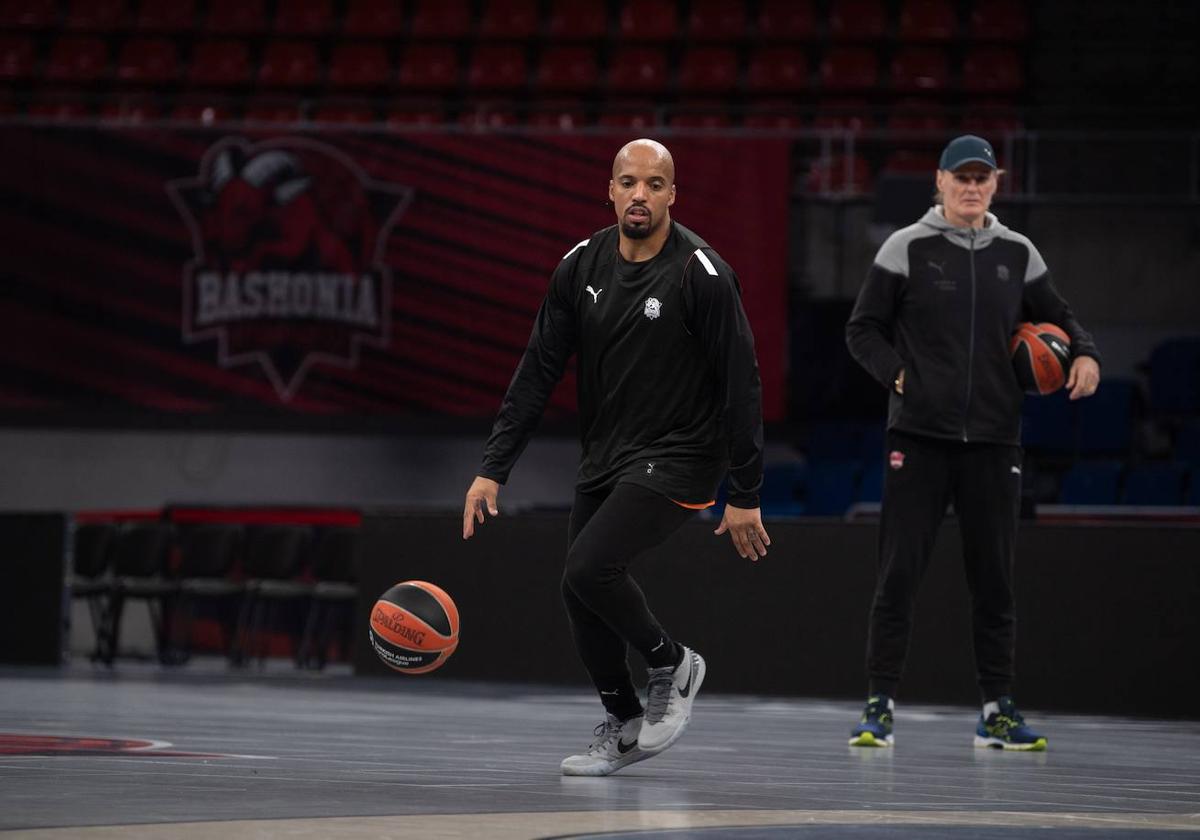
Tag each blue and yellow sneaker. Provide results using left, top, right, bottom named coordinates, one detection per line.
left=974, top=697, right=1047, bottom=751
left=849, top=694, right=894, bottom=747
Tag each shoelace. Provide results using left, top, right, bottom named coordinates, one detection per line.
left=644, top=665, right=676, bottom=724
left=863, top=701, right=891, bottom=723
left=587, top=719, right=620, bottom=753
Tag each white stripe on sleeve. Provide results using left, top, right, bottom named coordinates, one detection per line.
left=693, top=249, right=718, bottom=276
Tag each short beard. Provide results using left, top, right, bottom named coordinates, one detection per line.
left=620, top=220, right=653, bottom=239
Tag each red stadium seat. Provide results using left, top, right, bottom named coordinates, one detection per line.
left=746, top=46, right=808, bottom=93
left=171, top=97, right=235, bottom=123
left=243, top=97, right=303, bottom=123
left=607, top=46, right=669, bottom=93
left=100, top=96, right=161, bottom=123
left=960, top=99, right=1022, bottom=132
left=829, top=0, right=887, bottom=40
left=479, top=0, right=539, bottom=39
left=467, top=45, right=528, bottom=91
left=899, top=0, right=957, bottom=41
left=65, top=0, right=127, bottom=31
left=0, top=35, right=36, bottom=81
left=204, top=0, right=266, bottom=34
left=342, top=0, right=402, bottom=38
left=618, top=0, right=678, bottom=41
left=460, top=102, right=519, bottom=130
left=813, top=96, right=874, bottom=131
left=743, top=101, right=806, bottom=130
left=668, top=101, right=732, bottom=129
left=0, top=0, right=58, bottom=29
left=961, top=46, right=1022, bottom=92
left=397, top=45, right=459, bottom=90
left=881, top=150, right=939, bottom=174
left=677, top=47, right=738, bottom=93
left=409, top=0, right=472, bottom=39
left=27, top=96, right=91, bottom=118
left=756, top=0, right=816, bottom=40
left=969, top=0, right=1027, bottom=41
left=526, top=100, right=589, bottom=129
left=274, top=0, right=332, bottom=35
left=890, top=46, right=950, bottom=92
left=45, top=36, right=108, bottom=82
left=188, top=40, right=252, bottom=86
left=28, top=92, right=91, bottom=118
left=116, top=38, right=179, bottom=83
left=535, top=46, right=598, bottom=92
left=385, top=104, right=444, bottom=127
left=547, top=0, right=607, bottom=40
left=312, top=101, right=376, bottom=123
left=687, top=0, right=746, bottom=41
left=258, top=41, right=320, bottom=88
left=328, top=44, right=390, bottom=89
left=135, top=0, right=195, bottom=32
left=597, top=101, right=658, bottom=130
left=886, top=97, right=949, bottom=132
left=819, top=47, right=878, bottom=90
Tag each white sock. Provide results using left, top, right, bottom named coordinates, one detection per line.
left=983, top=700, right=1000, bottom=718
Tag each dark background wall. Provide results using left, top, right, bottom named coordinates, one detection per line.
left=355, top=514, right=1200, bottom=719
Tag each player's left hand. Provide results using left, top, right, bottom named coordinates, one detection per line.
left=714, top=505, right=770, bottom=562
left=1065, top=356, right=1100, bottom=400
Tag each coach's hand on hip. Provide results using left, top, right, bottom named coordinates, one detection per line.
left=715, top=505, right=771, bottom=561
left=1066, top=356, right=1100, bottom=401
left=462, top=476, right=500, bottom=539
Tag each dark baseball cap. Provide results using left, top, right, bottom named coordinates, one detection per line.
left=939, top=135, right=997, bottom=171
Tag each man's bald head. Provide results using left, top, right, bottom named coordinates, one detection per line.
left=612, top=139, right=675, bottom=184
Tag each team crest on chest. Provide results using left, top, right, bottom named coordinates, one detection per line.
left=643, top=297, right=662, bottom=320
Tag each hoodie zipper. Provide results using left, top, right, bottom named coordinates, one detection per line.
left=963, top=228, right=977, bottom=442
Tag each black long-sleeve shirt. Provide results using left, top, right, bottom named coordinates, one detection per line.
left=847, top=207, right=1100, bottom=445
left=480, top=222, right=764, bottom=508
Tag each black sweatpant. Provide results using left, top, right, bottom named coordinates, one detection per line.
left=866, top=430, right=1022, bottom=703
left=563, top=482, right=696, bottom=721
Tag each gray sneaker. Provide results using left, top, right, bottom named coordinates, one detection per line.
left=638, top=645, right=706, bottom=753
left=560, top=714, right=651, bottom=776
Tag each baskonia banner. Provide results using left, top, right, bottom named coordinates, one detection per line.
left=0, top=128, right=788, bottom=426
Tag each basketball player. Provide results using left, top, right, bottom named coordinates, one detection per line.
left=845, top=135, right=1100, bottom=750
left=463, top=139, right=768, bottom=776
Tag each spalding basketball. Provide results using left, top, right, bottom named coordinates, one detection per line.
left=1011, top=322, right=1071, bottom=395
left=368, top=580, right=460, bottom=674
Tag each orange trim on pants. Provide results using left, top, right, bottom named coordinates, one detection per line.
left=671, top=498, right=716, bottom=510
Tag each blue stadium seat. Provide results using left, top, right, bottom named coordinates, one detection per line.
left=1076, top=378, right=1135, bottom=455
left=1058, top=460, right=1123, bottom=505
left=1121, top=462, right=1187, bottom=506
left=808, top=420, right=885, bottom=460
left=759, top=462, right=805, bottom=517
left=1021, top=391, right=1074, bottom=453
left=802, top=459, right=859, bottom=516
left=856, top=459, right=884, bottom=503
left=1174, top=420, right=1200, bottom=465
left=1188, top=470, right=1200, bottom=506
left=1148, top=338, right=1200, bottom=416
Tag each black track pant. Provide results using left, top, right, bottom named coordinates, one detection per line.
left=866, top=430, right=1022, bottom=703
left=563, top=482, right=696, bottom=721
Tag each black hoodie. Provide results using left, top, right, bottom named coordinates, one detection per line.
left=847, top=207, right=1100, bottom=445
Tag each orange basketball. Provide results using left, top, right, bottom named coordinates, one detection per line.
left=1010, top=322, right=1071, bottom=395
left=368, top=580, right=460, bottom=674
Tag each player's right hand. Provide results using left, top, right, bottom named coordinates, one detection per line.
left=462, top=476, right=500, bottom=540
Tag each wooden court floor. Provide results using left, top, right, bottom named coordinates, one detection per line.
left=1, top=663, right=1197, bottom=839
